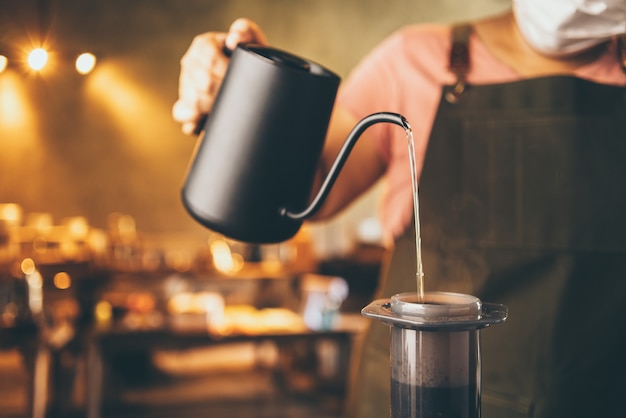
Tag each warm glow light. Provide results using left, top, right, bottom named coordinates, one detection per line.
left=75, top=52, right=96, bottom=75
left=27, top=48, right=48, bottom=71
left=26, top=212, right=53, bottom=233
left=88, top=64, right=142, bottom=118
left=53, top=272, right=72, bottom=290
left=86, top=229, right=108, bottom=254
left=0, top=204, right=23, bottom=226
left=0, top=72, right=29, bottom=129
left=165, top=250, right=192, bottom=272
left=210, top=240, right=244, bottom=274
left=126, top=292, right=156, bottom=313
left=86, top=61, right=179, bottom=157
left=108, top=212, right=137, bottom=243
left=63, top=216, right=90, bottom=239
left=95, top=301, right=113, bottom=322
left=21, top=258, right=36, bottom=275
left=0, top=56, right=7, bottom=73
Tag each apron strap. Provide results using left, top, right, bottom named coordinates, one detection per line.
left=446, top=24, right=471, bottom=103
left=618, top=34, right=626, bottom=74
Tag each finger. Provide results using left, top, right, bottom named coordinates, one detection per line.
left=180, top=33, right=229, bottom=77
left=175, top=33, right=228, bottom=122
left=177, top=64, right=220, bottom=104
left=172, top=90, right=216, bottom=128
left=182, top=121, right=198, bottom=136
left=173, top=100, right=204, bottom=136
left=225, top=17, right=268, bottom=51
left=172, top=99, right=198, bottom=124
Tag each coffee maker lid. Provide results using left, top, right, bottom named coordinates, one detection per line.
left=361, top=291, right=508, bottom=331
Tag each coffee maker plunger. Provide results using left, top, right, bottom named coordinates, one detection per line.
left=362, top=292, right=507, bottom=418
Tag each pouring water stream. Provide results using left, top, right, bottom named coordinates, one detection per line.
left=405, top=128, right=425, bottom=303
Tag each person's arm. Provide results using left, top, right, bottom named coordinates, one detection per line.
left=310, top=105, right=387, bottom=220
left=173, top=18, right=386, bottom=221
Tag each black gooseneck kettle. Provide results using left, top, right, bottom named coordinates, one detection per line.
left=182, top=44, right=410, bottom=244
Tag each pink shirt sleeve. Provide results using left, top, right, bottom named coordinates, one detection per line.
left=336, top=24, right=458, bottom=242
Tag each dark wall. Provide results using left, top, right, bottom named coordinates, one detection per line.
left=0, top=0, right=509, bottom=242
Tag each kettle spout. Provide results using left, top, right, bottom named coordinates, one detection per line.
left=282, top=112, right=411, bottom=221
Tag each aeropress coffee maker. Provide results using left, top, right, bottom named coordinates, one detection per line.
left=362, top=292, right=507, bottom=418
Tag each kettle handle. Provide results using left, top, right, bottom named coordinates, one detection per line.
left=281, top=112, right=411, bottom=221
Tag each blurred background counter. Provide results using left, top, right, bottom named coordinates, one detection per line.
left=0, top=204, right=375, bottom=418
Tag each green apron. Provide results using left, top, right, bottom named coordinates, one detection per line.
left=346, top=30, right=626, bottom=418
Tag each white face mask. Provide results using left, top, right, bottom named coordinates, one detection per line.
left=513, top=0, right=626, bottom=57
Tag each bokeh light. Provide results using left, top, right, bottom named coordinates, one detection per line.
left=53, top=272, right=72, bottom=290
left=27, top=48, right=48, bottom=71
left=20, top=258, right=36, bottom=275
left=75, top=52, right=96, bottom=75
left=0, top=55, right=7, bottom=73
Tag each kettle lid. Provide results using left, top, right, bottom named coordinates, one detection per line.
left=240, top=44, right=338, bottom=78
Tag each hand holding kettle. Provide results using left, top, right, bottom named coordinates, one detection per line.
left=172, top=18, right=268, bottom=135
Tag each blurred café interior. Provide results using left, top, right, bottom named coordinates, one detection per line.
left=0, top=1, right=509, bottom=417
